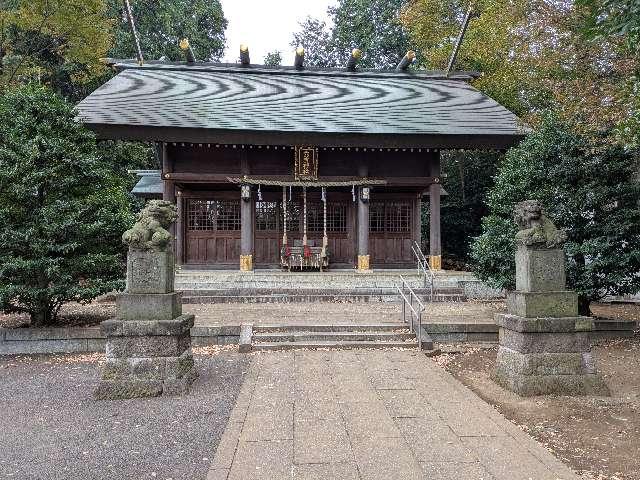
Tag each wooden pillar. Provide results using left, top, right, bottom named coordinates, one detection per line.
left=160, top=143, right=178, bottom=261
left=428, top=152, right=442, bottom=270
left=176, top=191, right=184, bottom=268
left=357, top=162, right=370, bottom=271
left=415, top=193, right=422, bottom=247
left=161, top=143, right=175, bottom=202
left=240, top=186, right=253, bottom=271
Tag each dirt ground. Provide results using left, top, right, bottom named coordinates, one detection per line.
left=591, top=302, right=640, bottom=323
left=0, top=302, right=115, bottom=329
left=437, top=333, right=640, bottom=480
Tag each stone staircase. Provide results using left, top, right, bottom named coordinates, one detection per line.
left=249, top=324, right=419, bottom=351
left=176, top=270, right=470, bottom=304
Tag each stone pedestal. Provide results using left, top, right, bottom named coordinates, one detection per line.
left=96, top=247, right=197, bottom=400
left=126, top=250, right=174, bottom=294
left=493, top=246, right=608, bottom=396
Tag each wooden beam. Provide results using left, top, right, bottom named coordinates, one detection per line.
left=446, top=5, right=475, bottom=77
left=163, top=173, right=440, bottom=186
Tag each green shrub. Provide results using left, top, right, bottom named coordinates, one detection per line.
left=0, top=85, right=134, bottom=326
left=470, top=114, right=640, bottom=313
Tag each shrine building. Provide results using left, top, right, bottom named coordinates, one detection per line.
left=77, top=50, right=525, bottom=272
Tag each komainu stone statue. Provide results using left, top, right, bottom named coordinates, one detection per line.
left=95, top=200, right=196, bottom=400
left=514, top=200, right=566, bottom=248
left=122, top=200, right=178, bottom=252
left=492, top=200, right=608, bottom=396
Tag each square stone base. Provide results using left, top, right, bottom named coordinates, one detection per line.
left=507, top=290, right=578, bottom=318
left=116, top=292, right=182, bottom=321
left=493, top=313, right=608, bottom=397
left=95, top=315, right=197, bottom=400
left=515, top=246, right=566, bottom=292
left=126, top=250, right=174, bottom=294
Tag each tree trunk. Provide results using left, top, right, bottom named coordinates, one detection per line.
left=578, top=295, right=591, bottom=317
left=30, top=302, right=54, bottom=327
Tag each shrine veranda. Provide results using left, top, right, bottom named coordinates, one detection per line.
left=77, top=61, right=526, bottom=271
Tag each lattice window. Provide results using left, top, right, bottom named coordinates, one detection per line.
left=256, top=201, right=278, bottom=231
left=369, top=201, right=411, bottom=233
left=307, top=202, right=347, bottom=232
left=187, top=200, right=240, bottom=231
left=307, top=203, right=323, bottom=232
left=282, top=201, right=300, bottom=232
left=369, top=202, right=386, bottom=233
left=385, top=202, right=411, bottom=233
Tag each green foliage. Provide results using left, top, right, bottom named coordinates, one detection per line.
left=292, top=0, right=413, bottom=68
left=424, top=151, right=500, bottom=265
left=470, top=114, right=640, bottom=306
left=107, top=0, right=227, bottom=62
left=263, top=50, right=282, bottom=67
left=329, top=0, right=413, bottom=68
left=0, top=85, right=135, bottom=326
left=291, top=17, right=339, bottom=67
left=579, top=0, right=640, bottom=52
left=0, top=0, right=113, bottom=97
left=402, top=0, right=640, bottom=142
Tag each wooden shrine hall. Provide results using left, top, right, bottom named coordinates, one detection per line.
left=77, top=49, right=525, bottom=272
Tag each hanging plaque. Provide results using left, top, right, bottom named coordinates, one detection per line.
left=294, top=146, right=318, bottom=181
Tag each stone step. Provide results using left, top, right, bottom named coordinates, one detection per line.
left=180, top=293, right=465, bottom=304
left=178, top=287, right=464, bottom=295
left=254, top=323, right=407, bottom=333
left=252, top=331, right=415, bottom=343
left=252, top=340, right=419, bottom=351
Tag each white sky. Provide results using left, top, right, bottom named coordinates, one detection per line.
left=219, top=0, right=337, bottom=65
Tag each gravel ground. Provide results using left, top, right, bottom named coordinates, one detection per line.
left=0, top=348, right=250, bottom=480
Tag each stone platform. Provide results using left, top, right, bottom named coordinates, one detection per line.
left=95, top=314, right=197, bottom=400
left=493, top=314, right=608, bottom=396
left=206, top=350, right=580, bottom=480
left=175, top=269, right=496, bottom=304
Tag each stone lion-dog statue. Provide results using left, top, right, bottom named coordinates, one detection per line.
left=514, top=200, right=567, bottom=248
left=122, top=200, right=178, bottom=252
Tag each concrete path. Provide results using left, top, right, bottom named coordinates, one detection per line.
left=206, top=350, right=579, bottom=480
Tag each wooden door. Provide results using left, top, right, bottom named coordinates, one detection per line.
left=305, top=199, right=354, bottom=265
left=254, top=199, right=281, bottom=267
left=369, top=199, right=415, bottom=266
left=185, top=198, right=241, bottom=266
left=254, top=192, right=355, bottom=268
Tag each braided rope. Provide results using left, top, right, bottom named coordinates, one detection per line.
left=227, top=177, right=386, bottom=187
left=282, top=186, right=287, bottom=245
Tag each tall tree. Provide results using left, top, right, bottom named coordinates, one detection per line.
left=291, top=17, right=339, bottom=67
left=0, top=0, right=112, bottom=98
left=0, top=85, right=134, bottom=326
left=424, top=151, right=501, bottom=266
left=263, top=50, right=282, bottom=67
left=470, top=114, right=640, bottom=313
left=107, top=0, right=227, bottom=62
left=402, top=0, right=639, bottom=139
left=329, top=0, right=413, bottom=68
left=291, top=0, right=414, bottom=69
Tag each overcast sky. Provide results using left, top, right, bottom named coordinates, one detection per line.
left=219, top=0, right=337, bottom=65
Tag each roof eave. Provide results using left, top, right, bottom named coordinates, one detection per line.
left=87, top=123, right=527, bottom=151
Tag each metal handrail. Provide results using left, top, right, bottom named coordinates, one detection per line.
left=411, top=241, right=434, bottom=302
left=397, top=275, right=425, bottom=350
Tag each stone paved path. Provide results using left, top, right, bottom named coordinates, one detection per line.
left=187, top=302, right=498, bottom=327
left=206, top=350, right=579, bottom=480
